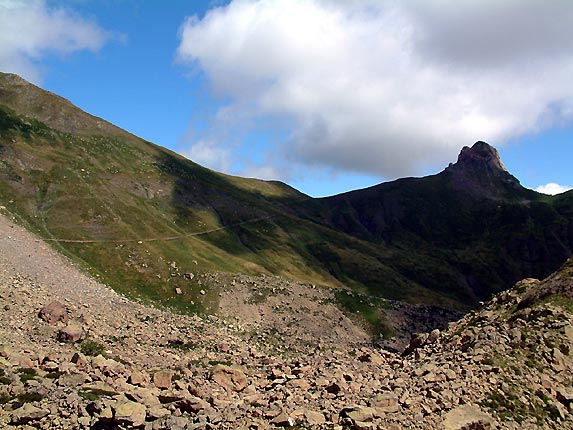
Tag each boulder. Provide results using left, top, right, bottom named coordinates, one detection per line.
left=113, top=399, right=147, bottom=427
left=39, top=301, right=68, bottom=324
left=57, top=323, right=84, bottom=342
left=304, top=409, right=326, bottom=425
left=10, top=403, right=50, bottom=425
left=129, top=370, right=149, bottom=386
left=210, top=365, right=248, bottom=392
left=443, top=404, right=494, bottom=430
left=153, top=370, right=174, bottom=389
left=271, top=412, right=295, bottom=427
left=372, top=392, right=399, bottom=413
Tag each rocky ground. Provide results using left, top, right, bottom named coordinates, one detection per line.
left=1, top=210, right=573, bottom=429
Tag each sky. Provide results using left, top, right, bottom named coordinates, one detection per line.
left=0, top=0, right=571, bottom=197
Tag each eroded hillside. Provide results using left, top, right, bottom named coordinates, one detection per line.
left=1, top=208, right=573, bottom=429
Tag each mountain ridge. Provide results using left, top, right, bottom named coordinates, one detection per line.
left=1, top=72, right=572, bottom=321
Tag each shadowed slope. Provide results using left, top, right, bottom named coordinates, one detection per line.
left=1, top=72, right=572, bottom=314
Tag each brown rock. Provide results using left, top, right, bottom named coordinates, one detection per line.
left=153, top=370, right=174, bottom=389
left=304, top=409, right=326, bottom=425
left=373, top=392, right=399, bottom=413
left=271, top=412, right=295, bottom=427
left=10, top=403, right=49, bottom=425
left=129, top=370, right=148, bottom=386
left=113, top=399, right=147, bottom=427
left=210, top=364, right=248, bottom=392
left=39, top=301, right=68, bottom=324
left=443, top=404, right=494, bottom=430
left=57, top=323, right=84, bottom=342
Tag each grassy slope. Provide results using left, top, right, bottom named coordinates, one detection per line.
left=1, top=72, right=571, bottom=314
left=0, top=99, right=461, bottom=312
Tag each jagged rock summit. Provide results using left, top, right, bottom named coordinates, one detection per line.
left=445, top=141, right=521, bottom=196
left=455, top=141, right=508, bottom=173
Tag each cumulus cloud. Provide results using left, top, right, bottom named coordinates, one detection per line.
left=179, top=139, right=233, bottom=173
left=535, top=183, right=572, bottom=195
left=177, top=0, right=573, bottom=180
left=0, top=0, right=111, bottom=83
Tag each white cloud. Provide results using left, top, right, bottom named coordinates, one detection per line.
left=535, top=183, right=572, bottom=195
left=179, top=139, right=232, bottom=173
left=177, top=0, right=573, bottom=180
left=0, top=0, right=111, bottom=83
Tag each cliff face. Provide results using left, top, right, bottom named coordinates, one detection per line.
left=445, top=141, right=521, bottom=197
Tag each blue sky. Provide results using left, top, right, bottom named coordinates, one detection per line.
left=0, top=0, right=571, bottom=197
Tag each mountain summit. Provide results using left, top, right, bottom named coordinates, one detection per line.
left=445, top=141, right=520, bottom=196
left=1, top=72, right=572, bottom=314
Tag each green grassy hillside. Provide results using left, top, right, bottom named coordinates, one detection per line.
left=1, top=72, right=571, bottom=313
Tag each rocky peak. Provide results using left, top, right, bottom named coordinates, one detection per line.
left=445, top=141, right=521, bottom=196
left=455, top=141, right=508, bottom=173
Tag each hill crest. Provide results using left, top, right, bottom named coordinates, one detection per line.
left=1, top=71, right=572, bottom=316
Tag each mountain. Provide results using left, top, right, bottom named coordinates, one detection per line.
left=2, top=204, right=573, bottom=429
left=293, top=142, right=573, bottom=306
left=0, top=72, right=572, bottom=318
